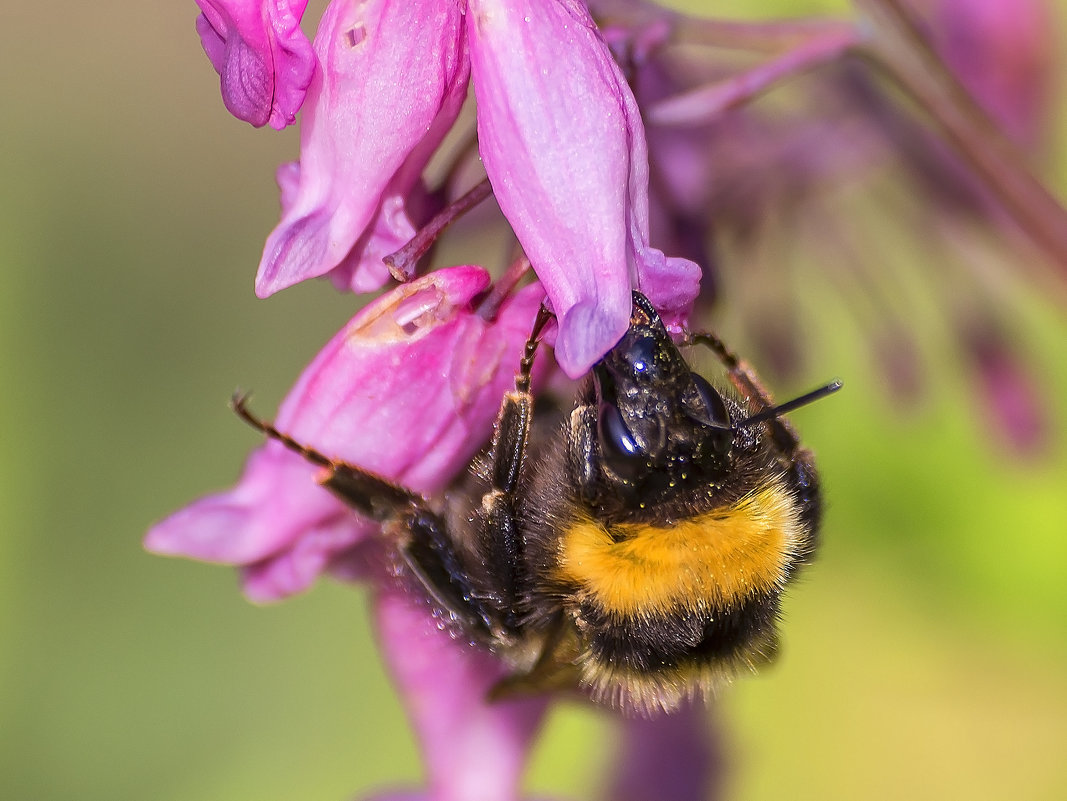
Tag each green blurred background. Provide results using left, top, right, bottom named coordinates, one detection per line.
left=2, top=1, right=1065, bottom=799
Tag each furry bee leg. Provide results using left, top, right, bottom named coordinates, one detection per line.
left=477, top=304, right=553, bottom=631
left=231, top=394, right=498, bottom=633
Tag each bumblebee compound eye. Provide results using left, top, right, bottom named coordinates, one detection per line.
left=623, top=334, right=661, bottom=379
left=598, top=403, right=649, bottom=483
left=684, top=373, right=729, bottom=427
left=684, top=373, right=735, bottom=458
left=601, top=322, right=688, bottom=390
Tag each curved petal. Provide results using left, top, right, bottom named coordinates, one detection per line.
left=240, top=515, right=371, bottom=602
left=194, top=0, right=315, bottom=129
left=374, top=590, right=549, bottom=801
left=603, top=701, right=722, bottom=801
left=256, top=0, right=470, bottom=296
left=144, top=444, right=350, bottom=567
left=468, top=0, right=699, bottom=377
left=146, top=266, right=546, bottom=601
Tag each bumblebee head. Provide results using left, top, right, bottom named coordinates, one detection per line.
left=587, top=293, right=841, bottom=509
left=591, top=293, right=737, bottom=497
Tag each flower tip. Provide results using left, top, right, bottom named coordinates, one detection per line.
left=194, top=4, right=315, bottom=130
left=256, top=212, right=333, bottom=297
left=553, top=299, right=630, bottom=379
left=144, top=496, right=251, bottom=563
left=637, top=253, right=702, bottom=329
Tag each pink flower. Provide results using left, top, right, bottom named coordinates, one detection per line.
left=371, top=591, right=550, bottom=801
left=255, top=0, right=470, bottom=298
left=194, top=0, right=316, bottom=129
left=146, top=266, right=544, bottom=601
left=605, top=700, right=721, bottom=801
left=240, top=0, right=699, bottom=377
left=468, top=0, right=700, bottom=377
left=962, top=322, right=1047, bottom=456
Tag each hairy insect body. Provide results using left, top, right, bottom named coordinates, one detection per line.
left=505, top=396, right=818, bottom=712
left=234, top=293, right=836, bottom=715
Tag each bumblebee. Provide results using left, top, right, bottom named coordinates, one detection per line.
left=235, top=292, right=839, bottom=714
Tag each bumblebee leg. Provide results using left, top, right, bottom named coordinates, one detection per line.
left=488, top=612, right=581, bottom=701
left=567, top=403, right=599, bottom=504
left=680, top=331, right=803, bottom=457
left=396, top=510, right=502, bottom=636
left=232, top=394, right=498, bottom=632
left=231, top=393, right=420, bottom=519
left=478, top=304, right=554, bottom=629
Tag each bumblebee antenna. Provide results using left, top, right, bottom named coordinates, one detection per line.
left=736, top=380, right=843, bottom=430
left=231, top=392, right=333, bottom=469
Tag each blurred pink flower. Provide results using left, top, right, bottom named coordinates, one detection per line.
left=606, top=700, right=722, bottom=801
left=194, top=0, right=315, bottom=129
left=146, top=266, right=544, bottom=601
left=371, top=590, right=549, bottom=801
left=594, top=0, right=1060, bottom=449
left=962, top=322, right=1047, bottom=455
left=932, top=0, right=1055, bottom=148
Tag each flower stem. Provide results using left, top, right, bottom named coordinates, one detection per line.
left=477, top=255, right=533, bottom=321
left=676, top=17, right=858, bottom=53
left=384, top=178, right=494, bottom=281
left=591, top=0, right=854, bottom=53
left=854, top=0, right=1067, bottom=274
left=646, top=26, right=863, bottom=126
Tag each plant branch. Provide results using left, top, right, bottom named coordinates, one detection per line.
left=590, top=0, right=854, bottom=53
left=854, top=0, right=1067, bottom=274
left=384, top=178, right=494, bottom=281
left=646, top=26, right=864, bottom=126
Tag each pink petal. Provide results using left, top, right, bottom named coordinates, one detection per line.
left=240, top=515, right=371, bottom=602
left=256, top=0, right=470, bottom=297
left=144, top=445, right=347, bottom=565
left=964, top=325, right=1047, bottom=456
left=374, top=590, right=549, bottom=801
left=468, top=0, right=699, bottom=377
left=604, top=701, right=721, bottom=801
left=146, top=266, right=546, bottom=601
left=195, top=0, right=315, bottom=129
left=327, top=188, right=427, bottom=294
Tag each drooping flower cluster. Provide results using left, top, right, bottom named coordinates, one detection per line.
left=205, top=0, right=700, bottom=378
left=152, top=0, right=1064, bottom=798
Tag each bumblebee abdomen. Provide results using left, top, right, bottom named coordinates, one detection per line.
left=556, top=480, right=807, bottom=615
left=551, top=478, right=810, bottom=711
